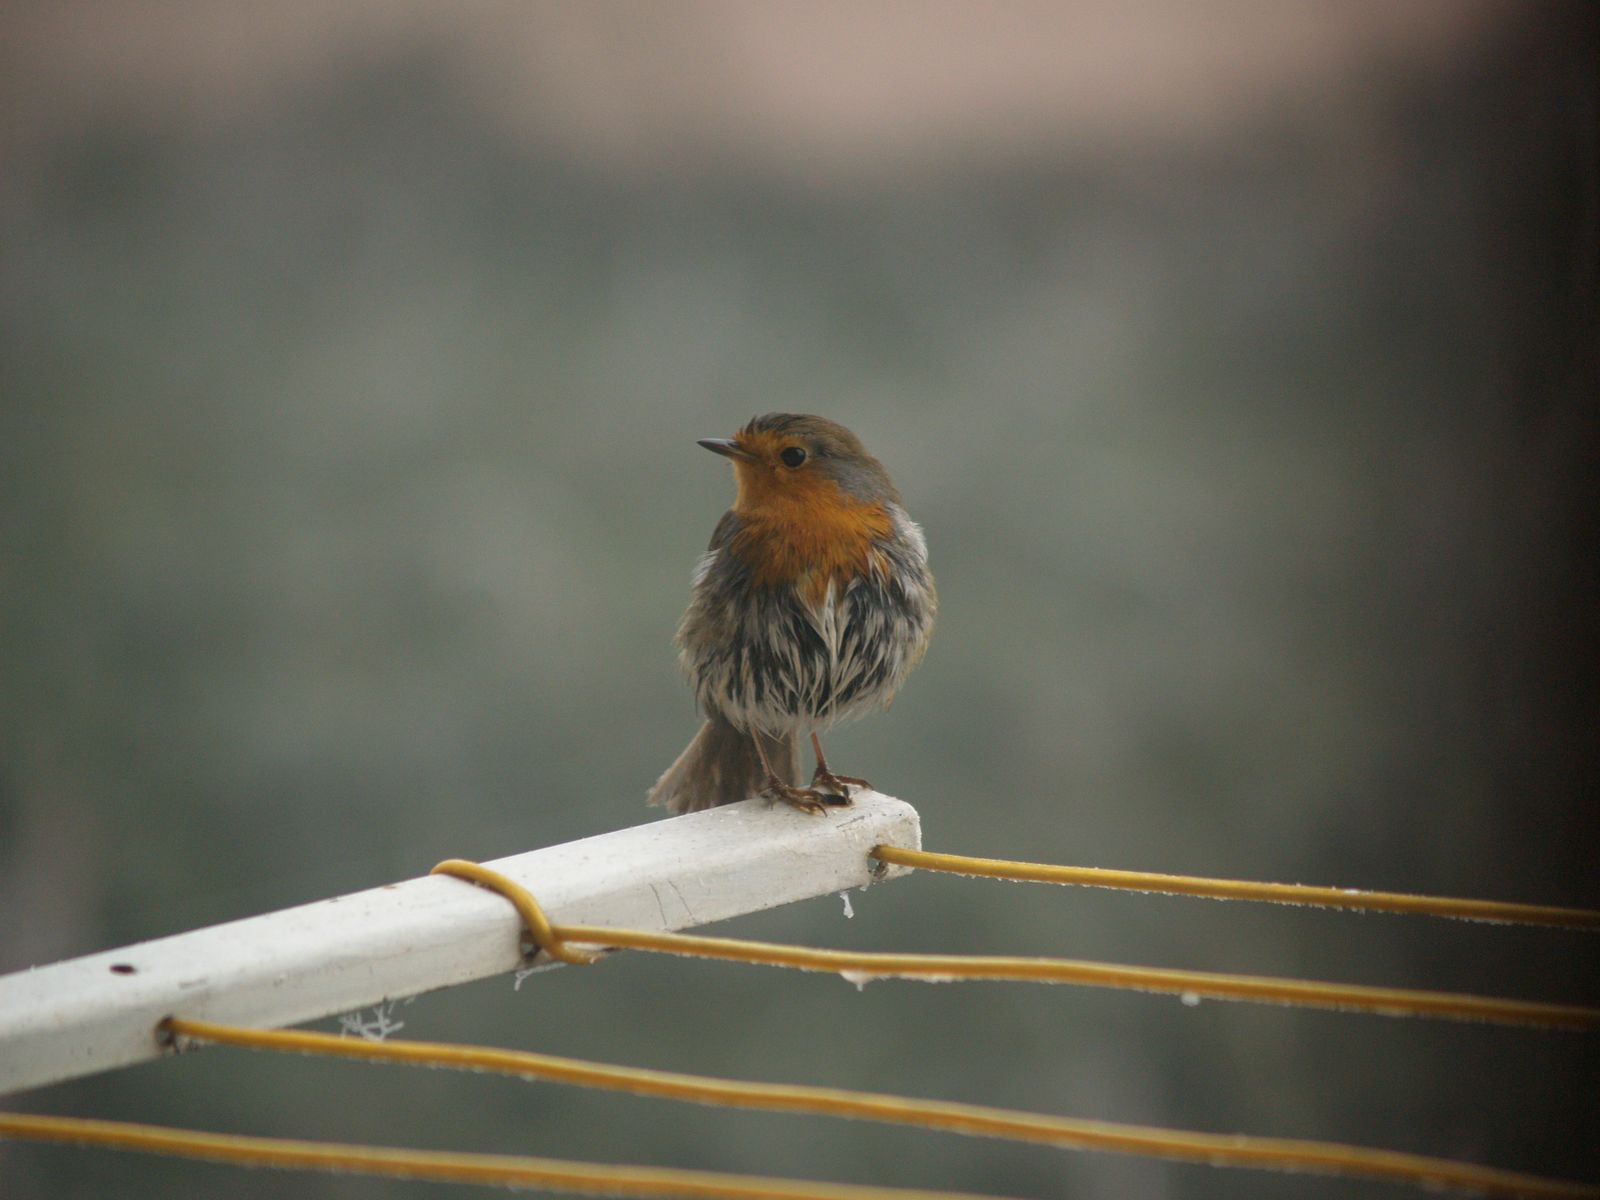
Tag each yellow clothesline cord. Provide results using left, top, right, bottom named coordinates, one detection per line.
left=162, top=1017, right=1600, bottom=1200
left=870, top=846, right=1600, bottom=930
left=429, top=861, right=1599, bottom=1030
left=0, top=1111, right=1003, bottom=1200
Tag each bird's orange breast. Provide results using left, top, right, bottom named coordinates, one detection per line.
left=729, top=470, right=893, bottom=606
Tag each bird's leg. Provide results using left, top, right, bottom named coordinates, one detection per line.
left=751, top=731, right=837, bottom=815
left=810, top=732, right=869, bottom=798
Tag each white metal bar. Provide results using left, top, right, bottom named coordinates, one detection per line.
left=0, top=793, right=920, bottom=1096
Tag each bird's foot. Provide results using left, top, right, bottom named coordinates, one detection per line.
left=809, top=766, right=868, bottom=801
left=761, top=778, right=851, bottom=815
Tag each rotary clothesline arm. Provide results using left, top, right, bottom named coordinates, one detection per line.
left=0, top=794, right=921, bottom=1097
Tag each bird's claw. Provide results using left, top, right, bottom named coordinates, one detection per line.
left=811, top=767, right=870, bottom=798
left=761, top=780, right=845, bottom=816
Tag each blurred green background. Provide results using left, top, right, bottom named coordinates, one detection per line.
left=2, top=3, right=1596, bottom=1198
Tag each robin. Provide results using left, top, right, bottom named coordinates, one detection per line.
left=648, top=414, right=936, bottom=815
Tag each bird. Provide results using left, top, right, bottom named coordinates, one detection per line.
left=648, top=414, right=936, bottom=815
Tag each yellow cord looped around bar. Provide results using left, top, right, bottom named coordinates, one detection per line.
left=159, top=1017, right=1600, bottom=1200
left=870, top=846, right=1600, bottom=931
left=432, top=858, right=598, bottom=966
left=422, top=862, right=1597, bottom=1030
left=0, top=1111, right=1002, bottom=1200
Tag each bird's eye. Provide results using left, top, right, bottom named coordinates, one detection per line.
left=779, top=446, right=808, bottom=468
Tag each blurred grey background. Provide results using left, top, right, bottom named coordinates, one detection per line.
left=2, top=3, right=1596, bottom=1198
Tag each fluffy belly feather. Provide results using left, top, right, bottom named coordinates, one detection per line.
left=681, top=563, right=932, bottom=738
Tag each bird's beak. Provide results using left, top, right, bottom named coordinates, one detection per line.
left=698, top=438, right=751, bottom=460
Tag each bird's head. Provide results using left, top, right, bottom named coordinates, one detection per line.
left=699, top=414, right=900, bottom=515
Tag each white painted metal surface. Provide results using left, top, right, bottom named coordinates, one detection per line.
left=0, top=793, right=920, bottom=1096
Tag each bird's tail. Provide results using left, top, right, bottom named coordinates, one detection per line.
left=647, top=714, right=797, bottom=814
